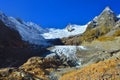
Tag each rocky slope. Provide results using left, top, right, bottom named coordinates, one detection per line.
left=60, top=51, right=120, bottom=80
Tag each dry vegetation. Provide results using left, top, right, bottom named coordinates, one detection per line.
left=20, top=57, right=70, bottom=80
left=97, top=36, right=115, bottom=41
left=97, top=29, right=120, bottom=41
left=113, top=29, right=120, bottom=37
left=81, top=25, right=111, bottom=42
left=62, top=25, right=112, bottom=45
left=0, top=68, right=40, bottom=80
left=60, top=57, right=120, bottom=80
left=0, top=56, right=69, bottom=80
left=80, top=29, right=98, bottom=42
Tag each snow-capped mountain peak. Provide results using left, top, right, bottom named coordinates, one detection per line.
left=41, top=24, right=87, bottom=39
left=103, top=6, right=113, bottom=12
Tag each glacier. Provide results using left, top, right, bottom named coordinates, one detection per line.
left=45, top=46, right=87, bottom=67
left=46, top=46, right=87, bottom=58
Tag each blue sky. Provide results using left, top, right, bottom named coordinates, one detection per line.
left=0, top=0, right=120, bottom=28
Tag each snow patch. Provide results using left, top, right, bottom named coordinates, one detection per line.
left=103, top=6, right=113, bottom=13
left=78, top=46, right=87, bottom=50
left=93, top=16, right=98, bottom=21
left=117, top=14, right=120, bottom=19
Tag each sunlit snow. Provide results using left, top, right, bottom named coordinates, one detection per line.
left=117, top=14, right=120, bottom=18
left=41, top=25, right=87, bottom=39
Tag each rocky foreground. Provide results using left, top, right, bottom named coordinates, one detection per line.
left=0, top=48, right=120, bottom=80
left=60, top=53, right=120, bottom=80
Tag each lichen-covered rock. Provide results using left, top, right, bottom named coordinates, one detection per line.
left=20, top=56, right=76, bottom=80
left=0, top=68, right=41, bottom=80
left=20, top=57, right=49, bottom=80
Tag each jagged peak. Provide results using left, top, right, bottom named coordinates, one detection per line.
left=104, top=6, right=112, bottom=11
left=102, top=6, right=113, bottom=14
left=93, top=6, right=117, bottom=22
left=0, top=11, right=7, bottom=17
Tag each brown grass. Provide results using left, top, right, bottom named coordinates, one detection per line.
left=80, top=25, right=111, bottom=42
left=113, top=30, right=120, bottom=37
left=60, top=58, right=120, bottom=80
left=97, top=36, right=115, bottom=41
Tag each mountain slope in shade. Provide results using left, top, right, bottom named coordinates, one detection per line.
left=0, top=20, right=25, bottom=48
left=0, top=20, right=47, bottom=68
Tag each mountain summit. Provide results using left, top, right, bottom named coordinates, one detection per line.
left=102, top=6, right=113, bottom=12
left=87, top=6, right=118, bottom=30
